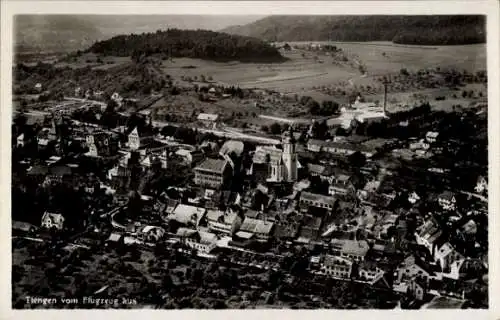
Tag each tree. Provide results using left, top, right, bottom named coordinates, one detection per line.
left=348, top=151, right=366, bottom=168
left=269, top=122, right=282, bottom=135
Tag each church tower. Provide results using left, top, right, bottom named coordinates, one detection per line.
left=282, top=126, right=298, bottom=182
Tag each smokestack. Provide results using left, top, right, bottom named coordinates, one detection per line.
left=383, top=82, right=388, bottom=116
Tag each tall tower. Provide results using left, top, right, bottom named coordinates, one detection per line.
left=282, top=126, right=298, bottom=182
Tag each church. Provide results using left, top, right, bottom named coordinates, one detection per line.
left=251, top=127, right=299, bottom=183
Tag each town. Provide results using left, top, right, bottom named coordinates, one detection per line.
left=11, top=15, right=488, bottom=310
left=12, top=84, right=488, bottom=309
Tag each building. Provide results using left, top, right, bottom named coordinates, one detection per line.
left=197, top=113, right=220, bottom=129
left=319, top=255, right=353, bottom=279
left=41, top=212, right=65, bottom=230
left=16, top=134, right=26, bottom=147
left=86, top=131, right=119, bottom=158
left=408, top=191, right=421, bottom=204
left=175, top=148, right=204, bottom=166
left=331, top=239, right=370, bottom=262
left=236, top=217, right=274, bottom=242
left=205, top=209, right=243, bottom=236
left=252, top=128, right=299, bottom=183
left=307, top=139, right=376, bottom=158
left=357, top=261, right=385, bottom=283
left=328, top=174, right=355, bottom=196
left=194, top=158, right=233, bottom=190
left=396, top=255, right=434, bottom=284
left=299, top=191, right=337, bottom=211
left=434, top=242, right=464, bottom=272
left=127, top=126, right=155, bottom=151
left=138, top=226, right=165, bottom=242
left=168, top=204, right=206, bottom=228
left=177, top=228, right=218, bottom=253
left=475, top=176, right=488, bottom=194
left=415, top=218, right=443, bottom=255
left=425, top=131, right=439, bottom=143
left=438, top=191, right=457, bottom=210
left=408, top=278, right=428, bottom=301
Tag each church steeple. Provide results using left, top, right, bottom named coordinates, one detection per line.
left=281, top=125, right=298, bottom=182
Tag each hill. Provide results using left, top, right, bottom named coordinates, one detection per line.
left=14, top=15, right=103, bottom=53
left=87, top=29, right=286, bottom=62
left=222, top=15, right=486, bottom=45
left=14, top=15, right=263, bottom=54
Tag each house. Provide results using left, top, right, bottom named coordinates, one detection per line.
left=177, top=228, right=218, bottom=253
left=41, top=212, right=65, bottom=230
left=409, top=139, right=430, bottom=151
left=306, top=139, right=328, bottom=153
left=415, top=218, right=444, bottom=255
left=205, top=209, right=243, bottom=236
left=167, top=204, right=206, bottom=228
left=475, top=175, right=488, bottom=194
left=357, top=261, right=385, bottom=283
left=340, top=239, right=370, bottom=262
left=16, top=134, right=26, bottom=147
left=407, top=278, right=428, bottom=301
left=396, top=255, right=434, bottom=284
left=438, top=191, right=456, bottom=210
left=434, top=242, right=464, bottom=272
left=299, top=191, right=337, bottom=211
left=408, top=191, right=421, bottom=204
left=194, top=158, right=233, bottom=190
left=175, top=148, right=204, bottom=166
left=86, top=131, right=119, bottom=158
left=328, top=174, right=355, bottom=196
left=236, top=217, right=274, bottom=242
left=197, top=113, right=220, bottom=129
left=318, top=255, right=353, bottom=279
left=425, top=131, right=439, bottom=144
left=297, top=214, right=323, bottom=242
left=138, top=226, right=165, bottom=242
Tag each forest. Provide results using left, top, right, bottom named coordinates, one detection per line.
left=87, top=29, right=286, bottom=62
left=222, top=15, right=486, bottom=45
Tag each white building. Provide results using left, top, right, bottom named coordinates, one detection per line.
left=41, top=212, right=65, bottom=230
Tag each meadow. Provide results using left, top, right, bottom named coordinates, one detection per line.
left=158, top=42, right=485, bottom=98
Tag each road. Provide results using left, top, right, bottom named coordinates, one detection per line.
left=459, top=190, right=487, bottom=203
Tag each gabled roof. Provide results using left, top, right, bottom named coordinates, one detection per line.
left=197, top=113, right=219, bottom=121
left=194, top=158, right=228, bottom=174
left=340, top=240, right=370, bottom=257
left=323, top=255, right=352, bottom=267
left=240, top=217, right=274, bottom=235
left=300, top=191, right=336, bottom=207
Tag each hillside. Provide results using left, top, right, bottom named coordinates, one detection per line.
left=87, top=29, right=286, bottom=62
left=222, top=15, right=486, bottom=45
left=14, top=15, right=103, bottom=53
left=14, top=15, right=263, bottom=54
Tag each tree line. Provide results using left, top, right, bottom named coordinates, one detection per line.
left=224, top=15, right=486, bottom=45
left=87, top=29, right=286, bottom=63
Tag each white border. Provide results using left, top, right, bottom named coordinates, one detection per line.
left=1, top=1, right=499, bottom=320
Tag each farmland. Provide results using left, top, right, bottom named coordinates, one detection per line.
left=159, top=42, right=485, bottom=92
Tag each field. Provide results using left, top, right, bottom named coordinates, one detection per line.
left=159, top=42, right=485, bottom=91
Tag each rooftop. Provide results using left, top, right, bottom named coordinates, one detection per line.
left=194, top=158, right=228, bottom=174
left=300, top=191, right=336, bottom=207
left=197, top=113, right=219, bottom=121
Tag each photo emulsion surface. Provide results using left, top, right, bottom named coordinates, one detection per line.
left=11, top=14, right=488, bottom=309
